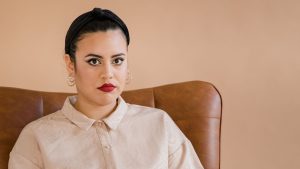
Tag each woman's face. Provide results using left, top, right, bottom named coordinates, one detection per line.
left=65, top=29, right=128, bottom=107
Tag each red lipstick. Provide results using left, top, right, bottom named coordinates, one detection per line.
left=98, top=83, right=116, bottom=92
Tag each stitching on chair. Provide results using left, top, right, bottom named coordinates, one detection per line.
left=39, top=94, right=44, bottom=117
left=152, top=88, right=156, bottom=108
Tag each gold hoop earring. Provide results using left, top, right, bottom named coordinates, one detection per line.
left=67, top=75, right=75, bottom=86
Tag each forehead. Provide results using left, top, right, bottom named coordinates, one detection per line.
left=76, top=30, right=127, bottom=57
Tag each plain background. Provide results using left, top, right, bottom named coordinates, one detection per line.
left=0, top=0, right=299, bottom=169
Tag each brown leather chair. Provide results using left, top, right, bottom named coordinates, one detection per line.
left=0, top=81, right=222, bottom=169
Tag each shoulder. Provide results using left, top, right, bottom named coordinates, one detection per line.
left=126, top=104, right=188, bottom=147
left=127, top=103, right=163, bottom=114
left=22, top=110, right=67, bottom=134
left=125, top=103, right=182, bottom=132
left=126, top=103, right=170, bottom=121
left=14, top=110, right=71, bottom=150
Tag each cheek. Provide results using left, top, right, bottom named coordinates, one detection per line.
left=75, top=66, right=98, bottom=83
left=116, top=68, right=128, bottom=84
left=120, top=66, right=128, bottom=79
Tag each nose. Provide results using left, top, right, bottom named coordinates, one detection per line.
left=101, top=63, right=113, bottom=80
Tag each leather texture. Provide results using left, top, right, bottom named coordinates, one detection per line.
left=0, top=81, right=222, bottom=169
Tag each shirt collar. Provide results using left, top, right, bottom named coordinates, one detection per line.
left=103, top=97, right=127, bottom=130
left=61, top=96, right=128, bottom=130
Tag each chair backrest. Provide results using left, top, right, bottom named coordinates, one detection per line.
left=0, top=81, right=222, bottom=169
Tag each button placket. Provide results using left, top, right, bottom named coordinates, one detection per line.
left=95, top=121, right=112, bottom=150
left=100, top=124, right=111, bottom=150
left=94, top=121, right=113, bottom=169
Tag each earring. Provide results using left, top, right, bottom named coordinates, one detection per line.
left=67, top=75, right=75, bottom=86
left=126, top=71, right=132, bottom=84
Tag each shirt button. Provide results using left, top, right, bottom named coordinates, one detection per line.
left=104, top=145, right=111, bottom=149
left=95, top=121, right=103, bottom=126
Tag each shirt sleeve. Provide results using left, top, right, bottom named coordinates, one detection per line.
left=168, top=140, right=204, bottom=169
left=8, top=125, right=43, bottom=169
left=163, top=113, right=204, bottom=169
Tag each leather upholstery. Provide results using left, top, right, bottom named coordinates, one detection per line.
left=0, top=81, right=222, bottom=169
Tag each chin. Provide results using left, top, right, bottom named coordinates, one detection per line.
left=94, top=93, right=119, bottom=106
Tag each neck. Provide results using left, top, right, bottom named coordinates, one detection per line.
left=74, top=96, right=118, bottom=120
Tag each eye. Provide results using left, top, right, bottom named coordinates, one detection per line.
left=112, top=57, right=125, bottom=65
left=87, top=58, right=101, bottom=66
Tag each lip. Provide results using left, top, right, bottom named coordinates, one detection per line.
left=98, top=83, right=116, bottom=92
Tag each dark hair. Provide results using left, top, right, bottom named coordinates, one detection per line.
left=65, top=8, right=130, bottom=61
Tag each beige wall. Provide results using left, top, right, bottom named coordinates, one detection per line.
left=1, top=0, right=299, bottom=168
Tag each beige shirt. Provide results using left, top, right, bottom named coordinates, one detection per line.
left=9, top=96, right=204, bottom=169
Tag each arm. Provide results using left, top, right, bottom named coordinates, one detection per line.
left=168, top=140, right=204, bottom=169
left=164, top=113, right=204, bottom=169
left=8, top=125, right=43, bottom=169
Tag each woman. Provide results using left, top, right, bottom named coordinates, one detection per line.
left=9, top=8, right=204, bottom=169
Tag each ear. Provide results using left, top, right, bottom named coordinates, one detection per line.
left=64, top=54, right=75, bottom=75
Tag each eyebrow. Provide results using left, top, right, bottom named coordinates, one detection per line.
left=85, top=53, right=125, bottom=58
